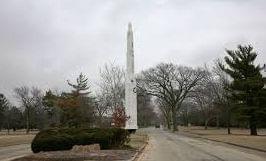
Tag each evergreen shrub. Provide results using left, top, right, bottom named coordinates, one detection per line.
left=31, top=128, right=130, bottom=153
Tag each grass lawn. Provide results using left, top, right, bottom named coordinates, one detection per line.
left=179, top=126, right=266, bottom=151
left=127, top=130, right=148, bottom=150
left=0, top=129, right=38, bottom=147
left=0, top=134, right=35, bottom=147
left=0, top=129, right=38, bottom=135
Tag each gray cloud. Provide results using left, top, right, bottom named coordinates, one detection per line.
left=0, top=0, right=266, bottom=103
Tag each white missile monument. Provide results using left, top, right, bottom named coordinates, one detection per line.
left=125, top=23, right=138, bottom=131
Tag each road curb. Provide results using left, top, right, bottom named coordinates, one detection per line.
left=179, top=132, right=266, bottom=153
left=128, top=137, right=149, bottom=161
left=2, top=154, right=29, bottom=161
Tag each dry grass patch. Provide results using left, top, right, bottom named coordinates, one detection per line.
left=0, top=135, right=35, bottom=147
left=0, top=129, right=38, bottom=135
left=180, top=126, right=266, bottom=151
left=127, top=132, right=148, bottom=150
left=180, top=126, right=266, bottom=135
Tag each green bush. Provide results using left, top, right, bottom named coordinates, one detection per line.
left=31, top=128, right=129, bottom=153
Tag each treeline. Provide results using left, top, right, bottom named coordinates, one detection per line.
left=0, top=63, right=158, bottom=134
left=0, top=94, right=24, bottom=132
left=1, top=45, right=265, bottom=136
left=138, top=45, right=266, bottom=135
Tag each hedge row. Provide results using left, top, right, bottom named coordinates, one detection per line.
left=31, top=128, right=130, bottom=153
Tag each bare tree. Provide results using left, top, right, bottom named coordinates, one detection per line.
left=179, top=100, right=195, bottom=127
left=14, top=86, right=43, bottom=133
left=156, top=98, right=171, bottom=129
left=137, top=93, right=158, bottom=127
left=97, top=63, right=125, bottom=112
left=6, top=106, right=23, bottom=133
left=14, top=86, right=32, bottom=134
left=94, top=92, right=111, bottom=127
left=31, top=87, right=46, bottom=129
left=213, top=60, right=232, bottom=134
left=139, top=63, right=205, bottom=131
left=192, top=79, right=217, bottom=130
left=190, top=63, right=231, bottom=131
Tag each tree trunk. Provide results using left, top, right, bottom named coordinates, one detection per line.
left=7, top=121, right=10, bottom=135
left=98, top=115, right=103, bottom=128
left=172, top=108, right=178, bottom=131
left=216, top=115, right=220, bottom=129
left=204, top=119, right=208, bottom=130
left=227, top=125, right=231, bottom=135
left=166, top=116, right=171, bottom=130
left=185, top=110, right=189, bottom=127
left=226, top=106, right=231, bottom=134
left=250, top=116, right=257, bottom=135
left=173, top=119, right=178, bottom=131
left=26, top=107, right=30, bottom=134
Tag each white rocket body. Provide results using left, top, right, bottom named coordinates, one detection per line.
left=125, top=23, right=138, bottom=130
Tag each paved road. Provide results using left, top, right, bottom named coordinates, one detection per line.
left=0, top=144, right=31, bottom=161
left=139, top=128, right=266, bottom=161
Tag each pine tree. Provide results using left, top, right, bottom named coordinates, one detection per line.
left=67, top=73, right=90, bottom=96
left=58, top=73, right=94, bottom=127
left=0, top=93, right=9, bottom=131
left=220, top=45, right=265, bottom=135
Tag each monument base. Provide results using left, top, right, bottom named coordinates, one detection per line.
left=127, top=129, right=137, bottom=134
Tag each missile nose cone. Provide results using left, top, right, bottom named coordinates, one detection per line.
left=128, top=22, right=132, bottom=31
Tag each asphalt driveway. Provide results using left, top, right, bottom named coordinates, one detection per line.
left=139, top=128, right=266, bottom=161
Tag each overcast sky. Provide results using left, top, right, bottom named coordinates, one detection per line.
left=1, top=0, right=266, bottom=103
